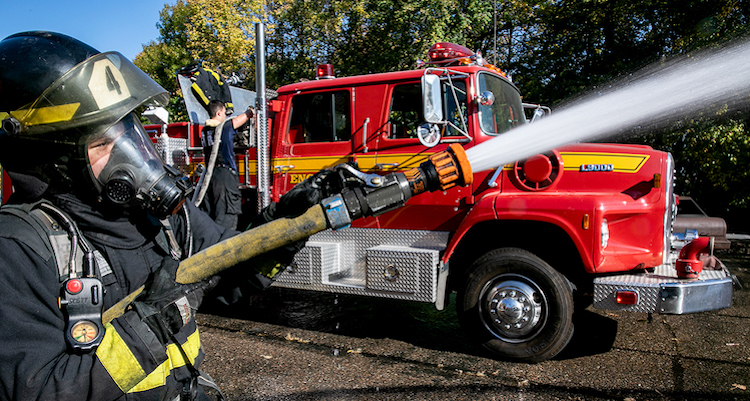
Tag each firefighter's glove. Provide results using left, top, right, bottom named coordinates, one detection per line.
left=253, top=168, right=339, bottom=226
left=132, top=257, right=218, bottom=344
left=245, top=169, right=340, bottom=272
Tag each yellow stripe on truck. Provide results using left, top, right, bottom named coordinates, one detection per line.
left=500, top=152, right=651, bottom=173
left=560, top=152, right=650, bottom=173
left=270, top=153, right=431, bottom=174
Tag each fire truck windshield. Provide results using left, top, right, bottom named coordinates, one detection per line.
left=477, top=72, right=526, bottom=135
left=442, top=80, right=468, bottom=137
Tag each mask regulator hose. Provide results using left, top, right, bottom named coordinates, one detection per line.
left=103, top=144, right=472, bottom=323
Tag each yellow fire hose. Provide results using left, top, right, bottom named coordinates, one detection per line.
left=102, top=205, right=328, bottom=323
left=102, top=144, right=472, bottom=324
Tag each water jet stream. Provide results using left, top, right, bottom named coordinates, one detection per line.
left=465, top=38, right=750, bottom=172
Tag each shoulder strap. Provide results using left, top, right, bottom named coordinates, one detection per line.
left=0, top=201, right=112, bottom=282
left=0, top=201, right=57, bottom=262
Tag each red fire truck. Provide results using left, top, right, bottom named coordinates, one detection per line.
left=145, top=41, right=734, bottom=362
left=1, top=41, right=734, bottom=362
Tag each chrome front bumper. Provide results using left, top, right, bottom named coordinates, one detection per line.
left=593, top=264, right=733, bottom=314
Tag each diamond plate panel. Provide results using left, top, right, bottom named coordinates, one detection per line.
left=275, top=241, right=340, bottom=286
left=593, top=282, right=661, bottom=313
left=365, top=245, right=439, bottom=297
left=272, top=228, right=448, bottom=302
left=593, top=264, right=731, bottom=313
left=155, top=137, right=188, bottom=168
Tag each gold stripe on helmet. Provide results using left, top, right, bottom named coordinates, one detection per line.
left=10, top=103, right=81, bottom=127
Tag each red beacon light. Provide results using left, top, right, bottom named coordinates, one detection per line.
left=427, top=42, right=475, bottom=63
left=316, top=64, right=335, bottom=79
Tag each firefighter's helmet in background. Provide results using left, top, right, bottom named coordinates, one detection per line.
left=0, top=31, right=187, bottom=218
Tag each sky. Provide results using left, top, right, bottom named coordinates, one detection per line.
left=1, top=0, right=168, bottom=61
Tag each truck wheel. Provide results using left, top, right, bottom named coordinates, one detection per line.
left=457, top=248, right=574, bottom=362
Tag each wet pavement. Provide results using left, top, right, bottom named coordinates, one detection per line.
left=196, top=241, right=750, bottom=401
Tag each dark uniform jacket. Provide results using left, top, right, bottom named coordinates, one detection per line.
left=0, top=193, right=238, bottom=400
left=200, top=122, right=242, bottom=229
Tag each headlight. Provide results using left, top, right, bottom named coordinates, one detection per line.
left=601, top=218, right=610, bottom=249
left=663, top=154, right=676, bottom=264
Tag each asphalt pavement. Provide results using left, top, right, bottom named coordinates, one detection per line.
left=196, top=241, right=750, bottom=401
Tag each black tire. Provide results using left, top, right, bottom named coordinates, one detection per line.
left=457, top=248, right=574, bottom=363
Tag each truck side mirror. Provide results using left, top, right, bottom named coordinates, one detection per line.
left=422, top=74, right=444, bottom=123
left=523, top=103, right=551, bottom=124
left=476, top=91, right=495, bottom=106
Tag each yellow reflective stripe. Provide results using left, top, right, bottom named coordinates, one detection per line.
left=272, top=153, right=430, bottom=174
left=205, top=68, right=224, bottom=86
left=191, top=83, right=210, bottom=106
left=560, top=152, right=650, bottom=173
left=9, top=103, right=80, bottom=126
left=96, top=323, right=147, bottom=392
left=272, top=155, right=350, bottom=173
left=500, top=152, right=652, bottom=173
left=128, top=330, right=202, bottom=393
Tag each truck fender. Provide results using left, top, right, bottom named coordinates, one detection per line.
left=443, top=195, right=590, bottom=261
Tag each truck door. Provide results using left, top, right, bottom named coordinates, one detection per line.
left=369, top=79, right=474, bottom=231
left=272, top=89, right=354, bottom=198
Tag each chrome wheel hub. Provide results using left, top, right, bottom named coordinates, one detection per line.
left=482, top=276, right=546, bottom=341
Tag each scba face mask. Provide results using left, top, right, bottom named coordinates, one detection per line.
left=0, top=46, right=184, bottom=216
left=88, top=113, right=188, bottom=218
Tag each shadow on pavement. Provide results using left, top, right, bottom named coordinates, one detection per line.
left=201, top=287, right=619, bottom=361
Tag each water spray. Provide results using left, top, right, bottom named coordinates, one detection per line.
left=465, top=38, right=750, bottom=172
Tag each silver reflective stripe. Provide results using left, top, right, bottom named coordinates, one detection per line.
left=94, top=250, right=113, bottom=278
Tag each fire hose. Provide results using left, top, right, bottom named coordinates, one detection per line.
left=102, top=144, right=473, bottom=323
left=191, top=118, right=226, bottom=207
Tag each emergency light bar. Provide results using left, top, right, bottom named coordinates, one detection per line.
left=428, top=42, right=475, bottom=62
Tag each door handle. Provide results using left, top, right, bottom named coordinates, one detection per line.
left=274, top=164, right=295, bottom=172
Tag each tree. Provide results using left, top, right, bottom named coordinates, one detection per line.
left=511, top=0, right=750, bottom=104
left=135, top=1, right=195, bottom=122
left=135, top=0, right=266, bottom=122
left=266, top=0, right=494, bottom=85
left=183, top=0, right=263, bottom=78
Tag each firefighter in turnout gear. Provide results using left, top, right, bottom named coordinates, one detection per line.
left=0, top=31, right=319, bottom=400
left=198, top=100, right=253, bottom=230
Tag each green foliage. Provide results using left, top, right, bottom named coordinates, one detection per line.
left=265, top=0, right=493, bottom=86
left=134, top=1, right=195, bottom=122
left=135, top=0, right=750, bottom=230
left=134, top=0, right=265, bottom=122
left=511, top=0, right=750, bottom=105
left=636, top=115, right=750, bottom=232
